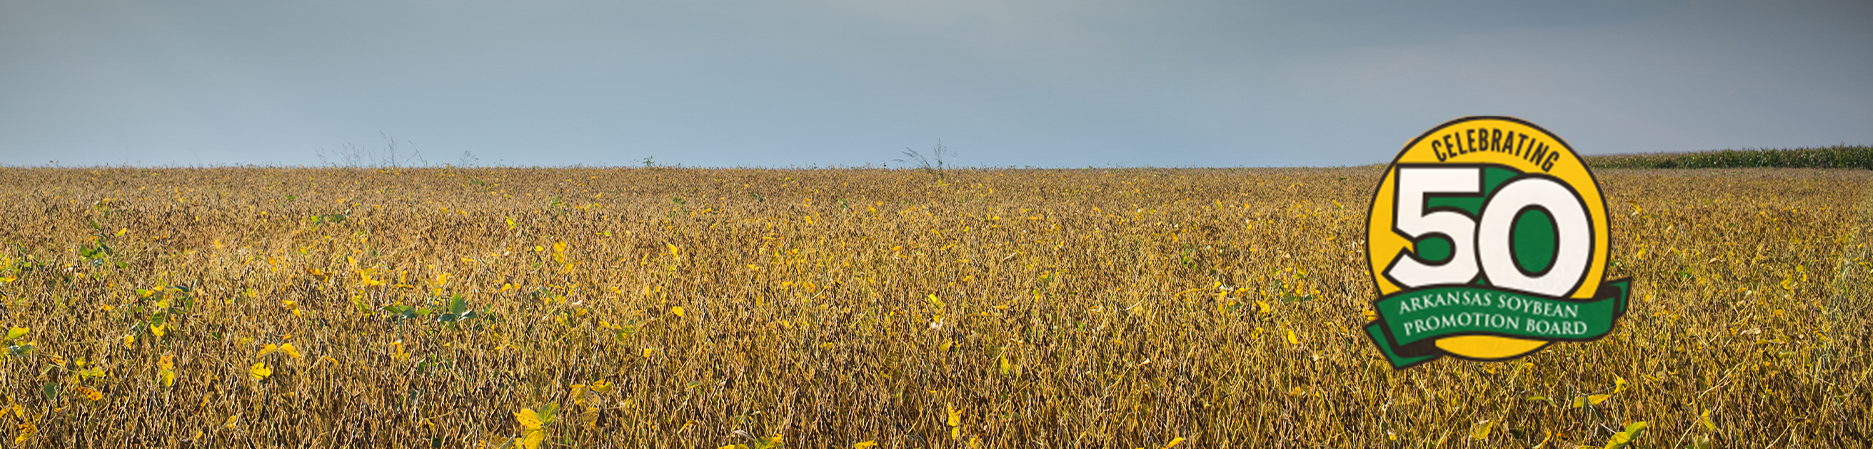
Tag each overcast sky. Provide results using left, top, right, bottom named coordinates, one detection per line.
left=2, top=0, right=1868, bottom=168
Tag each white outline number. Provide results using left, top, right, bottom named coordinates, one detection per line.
left=1387, top=167, right=1479, bottom=287
left=1387, top=167, right=1592, bottom=295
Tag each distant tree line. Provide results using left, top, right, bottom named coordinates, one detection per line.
left=1585, top=144, right=1873, bottom=169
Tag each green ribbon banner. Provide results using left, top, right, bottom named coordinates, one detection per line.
left=1364, top=279, right=1630, bottom=368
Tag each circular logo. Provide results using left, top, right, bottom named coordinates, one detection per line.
left=1362, top=117, right=1629, bottom=368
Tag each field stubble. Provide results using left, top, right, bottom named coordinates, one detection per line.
left=0, top=166, right=1868, bottom=448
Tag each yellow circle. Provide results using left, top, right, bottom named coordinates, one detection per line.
left=1366, top=117, right=1610, bottom=361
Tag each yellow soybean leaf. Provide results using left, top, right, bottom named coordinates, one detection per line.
left=672, top=307, right=685, bottom=318
left=1699, top=409, right=1717, bottom=431
left=1285, top=329, right=1299, bottom=345
left=854, top=442, right=878, bottom=449
left=520, top=429, right=544, bottom=449
left=590, top=380, right=612, bottom=394
left=159, top=367, right=175, bottom=387
left=946, top=403, right=961, bottom=427
left=1587, top=394, right=1611, bottom=406
left=515, top=408, right=544, bottom=430
left=224, top=413, right=239, bottom=428
left=1163, top=436, right=1187, bottom=448
left=14, top=422, right=35, bottom=444
left=1471, top=420, right=1492, bottom=440
left=258, top=344, right=278, bottom=358
left=150, top=324, right=166, bottom=337
left=1602, top=421, right=1647, bottom=449
left=248, top=362, right=271, bottom=381
left=280, top=343, right=302, bottom=359
left=158, top=354, right=174, bottom=370
left=4, top=327, right=27, bottom=341
left=73, top=386, right=102, bottom=401
left=1613, top=375, right=1628, bottom=394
